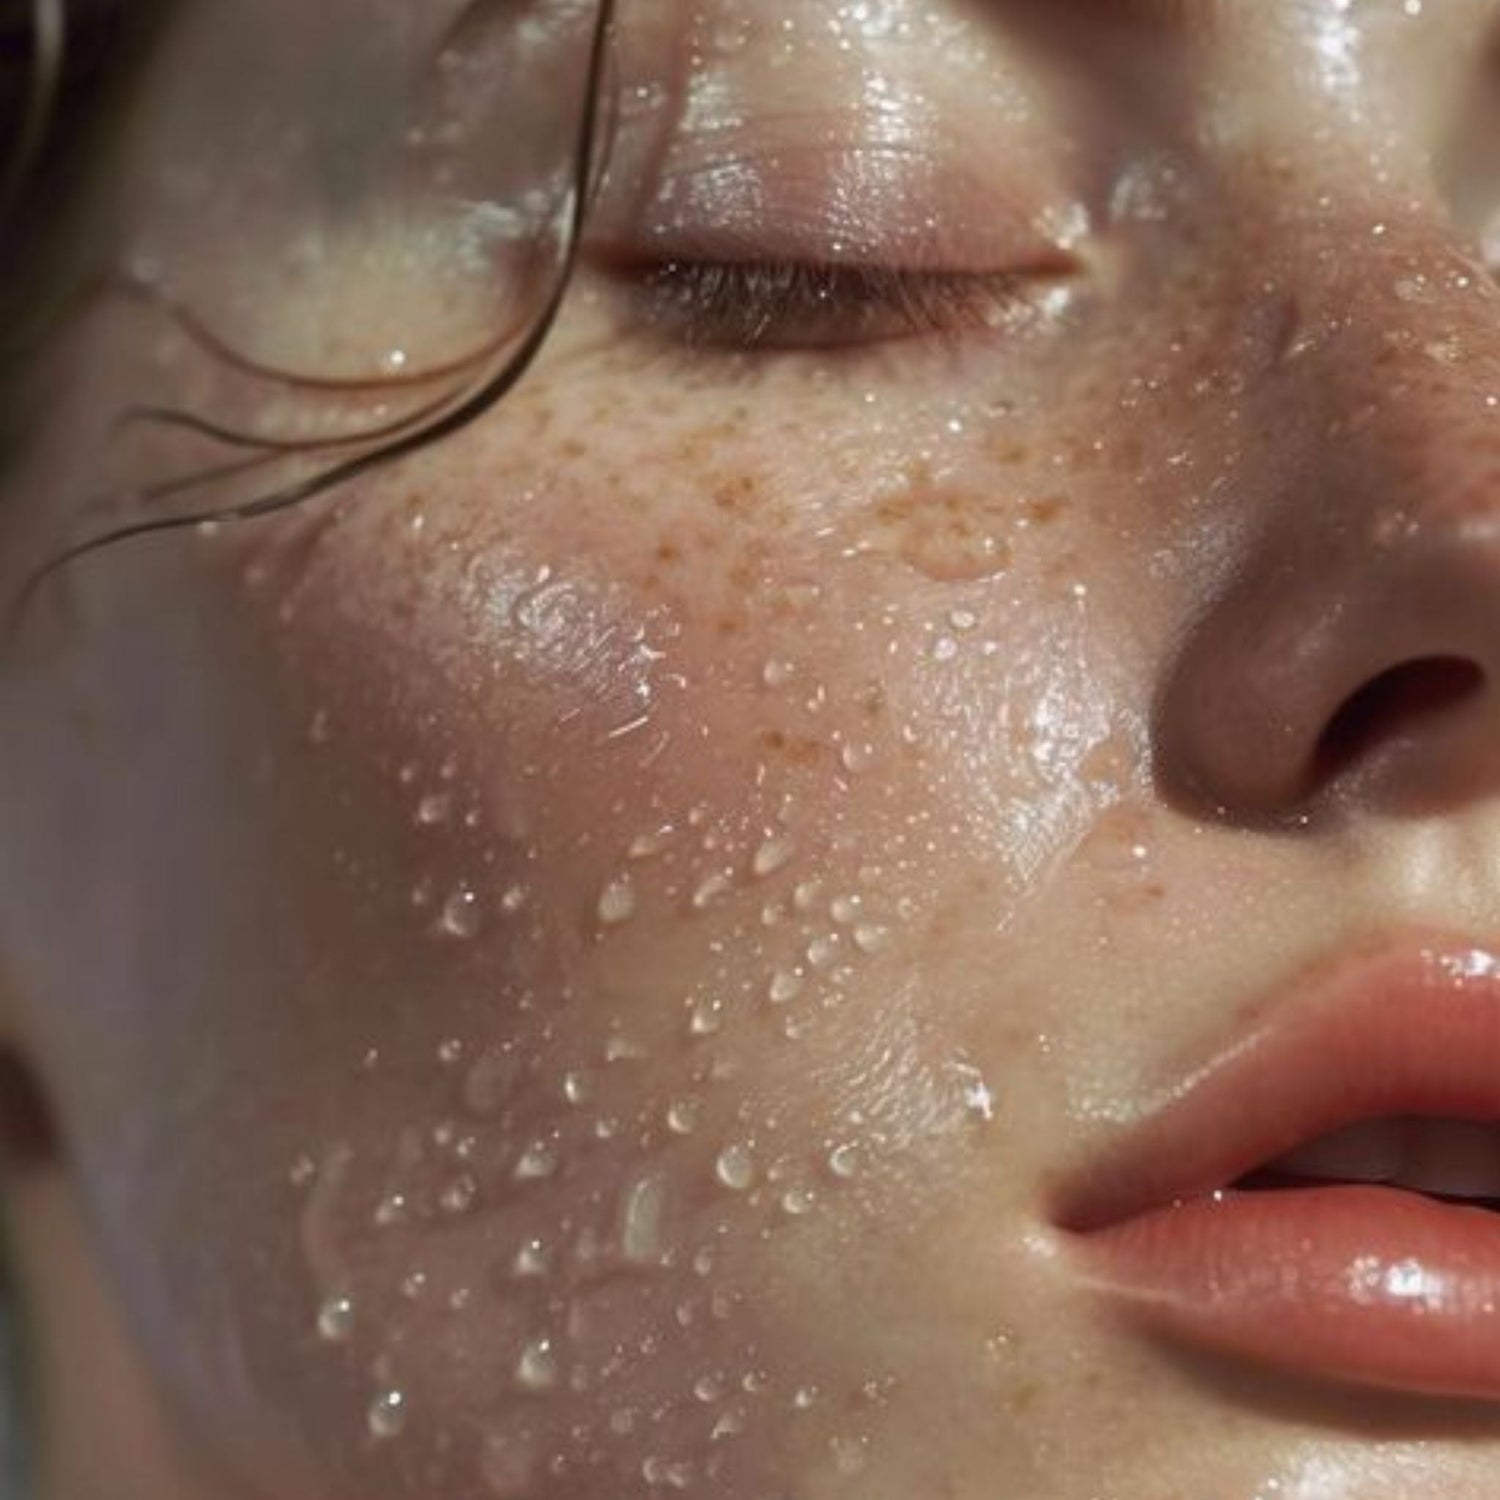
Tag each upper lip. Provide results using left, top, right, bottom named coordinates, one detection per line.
left=1051, top=928, right=1500, bottom=1233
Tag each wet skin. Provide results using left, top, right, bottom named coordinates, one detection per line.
left=6, top=2, right=1500, bottom=1498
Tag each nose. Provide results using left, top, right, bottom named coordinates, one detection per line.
left=1155, top=232, right=1500, bottom=824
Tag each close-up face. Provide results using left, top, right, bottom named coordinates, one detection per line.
left=5, top=1, right=1500, bottom=1497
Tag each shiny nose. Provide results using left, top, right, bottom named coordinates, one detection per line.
left=1155, top=249, right=1500, bottom=824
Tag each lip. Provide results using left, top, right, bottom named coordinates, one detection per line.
left=1056, top=932, right=1500, bottom=1401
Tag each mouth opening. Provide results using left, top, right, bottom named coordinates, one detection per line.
left=1226, top=1114, right=1500, bottom=1213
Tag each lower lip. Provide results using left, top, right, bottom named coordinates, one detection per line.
left=1078, top=1185, right=1500, bottom=1400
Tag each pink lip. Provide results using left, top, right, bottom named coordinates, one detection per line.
left=1056, top=933, right=1500, bottom=1401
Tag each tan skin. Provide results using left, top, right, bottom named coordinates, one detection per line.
left=5, top=0, right=1500, bottom=1496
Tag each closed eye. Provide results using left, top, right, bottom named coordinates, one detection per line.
left=619, top=257, right=1075, bottom=352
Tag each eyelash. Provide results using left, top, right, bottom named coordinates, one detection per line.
left=627, top=259, right=1035, bottom=351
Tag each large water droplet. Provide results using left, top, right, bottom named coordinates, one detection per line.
left=692, top=872, right=733, bottom=911
left=751, top=836, right=795, bottom=878
left=619, top=1172, right=669, bottom=1265
left=516, top=1338, right=559, bottom=1392
left=767, top=969, right=803, bottom=1005
left=514, top=1140, right=559, bottom=1181
left=853, top=924, right=891, bottom=955
left=715, top=1143, right=756, bottom=1192
left=368, top=1389, right=407, bottom=1440
left=417, top=791, right=454, bottom=826
left=597, top=875, right=638, bottom=928
left=688, top=996, right=724, bottom=1037
left=513, top=1237, right=551, bottom=1278
left=317, top=1293, right=355, bottom=1342
left=827, top=1143, right=860, bottom=1179
left=438, top=883, right=482, bottom=940
left=440, top=1174, right=478, bottom=1216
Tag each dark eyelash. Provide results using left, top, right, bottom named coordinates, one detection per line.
left=630, top=259, right=1033, bottom=351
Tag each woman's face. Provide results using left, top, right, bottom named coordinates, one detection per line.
left=6, top=1, right=1500, bottom=1497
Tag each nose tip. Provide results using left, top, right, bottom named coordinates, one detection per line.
left=1156, top=458, right=1500, bottom=825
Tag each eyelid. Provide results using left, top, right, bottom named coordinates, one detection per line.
left=590, top=137, right=1088, bottom=276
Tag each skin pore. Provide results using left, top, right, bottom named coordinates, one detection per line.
left=4, top=1, right=1500, bottom=1497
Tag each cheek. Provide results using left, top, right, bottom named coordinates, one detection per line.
left=201, top=410, right=1131, bottom=1495
left=25, top=375, right=1145, bottom=1500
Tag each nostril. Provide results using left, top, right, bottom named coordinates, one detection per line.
left=1314, top=656, right=1486, bottom=785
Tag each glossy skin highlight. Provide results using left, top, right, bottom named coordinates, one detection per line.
left=4, top=3, right=1500, bottom=1499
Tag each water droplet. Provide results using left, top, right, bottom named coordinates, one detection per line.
left=516, top=1338, right=559, bottom=1392
left=438, top=883, right=482, bottom=940
left=562, top=1070, right=593, bottom=1105
left=308, top=708, right=332, bottom=744
left=692, top=872, right=733, bottom=910
left=840, top=740, right=876, bottom=773
left=368, top=1389, right=407, bottom=1440
left=711, top=1407, right=747, bottom=1440
left=793, top=1385, right=820, bottom=1411
left=620, top=1172, right=669, bottom=1265
left=831, top=1434, right=869, bottom=1476
left=666, top=1097, right=700, bottom=1135
left=317, top=1293, right=355, bottom=1342
left=500, top=883, right=529, bottom=916
left=597, top=875, right=638, bottom=927
left=374, top=1191, right=409, bottom=1228
left=417, top=791, right=454, bottom=826
left=642, top=1455, right=693, bottom=1489
left=781, top=1186, right=816, bottom=1216
left=629, top=827, right=672, bottom=859
left=688, top=996, right=724, bottom=1037
left=604, top=1034, right=646, bottom=1063
left=693, top=1373, right=726, bottom=1403
left=514, top=1140, right=559, bottom=1181
left=440, top=1174, right=478, bottom=1216
left=512, top=1236, right=551, bottom=1278
left=437, top=1037, right=465, bottom=1066
left=767, top=969, right=803, bottom=1005
left=932, top=636, right=959, bottom=662
left=806, top=936, right=838, bottom=969
left=692, top=1245, right=717, bottom=1276
left=761, top=659, right=795, bottom=688
left=715, top=1143, right=756, bottom=1191
left=288, top=1154, right=317, bottom=1189
left=948, top=608, right=979, bottom=631
left=792, top=880, right=821, bottom=913
left=830, top=894, right=861, bottom=924
left=401, top=1270, right=429, bottom=1300
left=610, top=1407, right=637, bottom=1435
left=827, top=1143, right=860, bottom=1179
left=751, top=836, right=795, bottom=878
left=853, top=923, right=891, bottom=955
